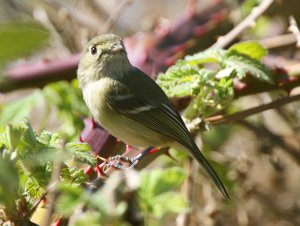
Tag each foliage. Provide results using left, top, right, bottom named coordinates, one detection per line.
left=157, top=41, right=273, bottom=119
left=0, top=22, right=49, bottom=64
left=43, top=80, right=89, bottom=140
left=138, top=167, right=188, bottom=218
left=0, top=120, right=91, bottom=220
left=0, top=5, right=293, bottom=225
left=0, top=80, right=88, bottom=141
left=0, top=120, right=188, bottom=225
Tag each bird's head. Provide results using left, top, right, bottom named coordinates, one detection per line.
left=77, top=34, right=129, bottom=88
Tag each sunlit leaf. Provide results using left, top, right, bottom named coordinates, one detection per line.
left=228, top=41, right=267, bottom=60
left=0, top=91, right=43, bottom=125
left=66, top=142, right=96, bottom=166
left=0, top=22, right=49, bottom=61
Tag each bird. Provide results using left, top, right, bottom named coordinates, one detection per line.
left=77, top=34, right=229, bottom=199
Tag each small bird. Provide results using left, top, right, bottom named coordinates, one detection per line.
left=77, top=34, right=229, bottom=199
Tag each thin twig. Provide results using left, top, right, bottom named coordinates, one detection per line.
left=239, top=120, right=300, bottom=165
left=288, top=16, right=300, bottom=47
left=206, top=93, right=300, bottom=125
left=29, top=191, right=48, bottom=215
left=99, top=0, right=134, bottom=34
left=211, top=0, right=275, bottom=49
left=259, top=33, right=297, bottom=49
left=44, top=0, right=100, bottom=31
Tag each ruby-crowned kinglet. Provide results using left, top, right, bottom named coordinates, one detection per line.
left=77, top=34, right=229, bottom=199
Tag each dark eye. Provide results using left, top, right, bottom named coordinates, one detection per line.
left=91, top=46, right=97, bottom=55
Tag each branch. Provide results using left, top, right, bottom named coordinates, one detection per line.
left=99, top=0, right=134, bottom=33
left=259, top=33, right=297, bottom=49
left=44, top=0, right=100, bottom=31
left=211, top=0, right=275, bottom=49
left=288, top=16, right=300, bottom=47
left=2, top=54, right=80, bottom=92
left=206, top=93, right=300, bottom=125
left=239, top=120, right=300, bottom=165
left=1, top=1, right=229, bottom=92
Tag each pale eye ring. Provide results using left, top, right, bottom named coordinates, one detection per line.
left=91, top=46, right=97, bottom=55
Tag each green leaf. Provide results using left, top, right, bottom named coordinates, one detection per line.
left=61, top=165, right=88, bottom=185
left=228, top=41, right=267, bottom=60
left=66, top=142, right=96, bottom=166
left=223, top=52, right=274, bottom=84
left=24, top=177, right=43, bottom=199
left=71, top=212, right=102, bottom=226
left=0, top=91, right=43, bottom=125
left=37, top=131, right=60, bottom=147
left=43, top=80, right=88, bottom=140
left=185, top=48, right=225, bottom=65
left=0, top=22, right=49, bottom=62
left=0, top=158, right=20, bottom=211
left=157, top=61, right=199, bottom=97
left=140, top=167, right=185, bottom=197
left=152, top=192, right=188, bottom=218
left=4, top=119, right=37, bottom=153
left=57, top=183, right=85, bottom=216
left=138, top=167, right=186, bottom=216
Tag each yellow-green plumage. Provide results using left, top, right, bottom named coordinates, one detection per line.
left=77, top=34, right=229, bottom=199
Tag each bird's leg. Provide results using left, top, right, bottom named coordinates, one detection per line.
left=96, top=146, right=156, bottom=174
left=95, top=154, right=135, bottom=176
left=128, top=146, right=155, bottom=168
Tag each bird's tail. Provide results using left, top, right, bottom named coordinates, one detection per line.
left=179, top=142, right=229, bottom=199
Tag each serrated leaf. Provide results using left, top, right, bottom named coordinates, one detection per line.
left=157, top=65, right=214, bottom=98
left=61, top=165, right=88, bottom=185
left=25, top=177, right=43, bottom=199
left=228, top=41, right=267, bottom=60
left=185, top=48, right=225, bottom=65
left=223, top=52, right=274, bottom=84
left=5, top=119, right=37, bottom=152
left=37, top=131, right=60, bottom=147
left=66, top=142, right=96, bottom=166
left=215, top=67, right=235, bottom=79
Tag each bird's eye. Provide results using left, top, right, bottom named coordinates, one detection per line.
left=91, top=46, right=97, bottom=55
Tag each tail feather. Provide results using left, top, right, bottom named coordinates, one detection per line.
left=188, top=144, right=229, bottom=200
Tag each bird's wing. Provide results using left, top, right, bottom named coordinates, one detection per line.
left=106, top=81, right=229, bottom=199
left=106, top=89, right=192, bottom=148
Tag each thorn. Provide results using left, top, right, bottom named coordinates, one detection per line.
left=84, top=165, right=93, bottom=175
left=91, top=117, right=97, bottom=129
left=79, top=135, right=83, bottom=142
left=194, top=26, right=207, bottom=36
left=96, top=155, right=107, bottom=162
left=96, top=163, right=109, bottom=177
left=149, top=147, right=160, bottom=154
left=41, top=197, right=47, bottom=207
left=164, top=57, right=176, bottom=67
left=52, top=218, right=62, bottom=226
left=126, top=144, right=133, bottom=151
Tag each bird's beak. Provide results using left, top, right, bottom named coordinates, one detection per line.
left=111, top=44, right=124, bottom=54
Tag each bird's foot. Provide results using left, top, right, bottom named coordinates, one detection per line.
left=96, top=146, right=156, bottom=175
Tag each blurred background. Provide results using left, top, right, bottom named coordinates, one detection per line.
left=1, top=0, right=300, bottom=226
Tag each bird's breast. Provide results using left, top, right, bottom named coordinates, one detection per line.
left=82, top=78, right=169, bottom=148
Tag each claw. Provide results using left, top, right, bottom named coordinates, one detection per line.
left=97, top=162, right=109, bottom=177
left=96, top=146, right=156, bottom=174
